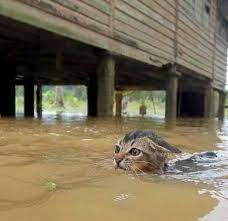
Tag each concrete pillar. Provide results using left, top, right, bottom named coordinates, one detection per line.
left=87, top=74, right=98, bottom=117
left=96, top=52, right=115, bottom=117
left=24, top=82, right=34, bottom=117
left=218, top=91, right=226, bottom=120
left=204, top=85, right=215, bottom=118
left=115, top=91, right=123, bottom=117
left=165, top=74, right=178, bottom=119
left=36, top=84, right=42, bottom=118
left=0, top=74, right=15, bottom=117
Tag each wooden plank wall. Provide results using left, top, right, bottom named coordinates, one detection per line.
left=176, top=0, right=215, bottom=78
left=0, top=0, right=227, bottom=90
left=113, top=0, right=176, bottom=65
left=214, top=34, right=227, bottom=89
left=0, top=0, right=176, bottom=66
left=16, top=0, right=112, bottom=38
left=21, top=0, right=177, bottom=66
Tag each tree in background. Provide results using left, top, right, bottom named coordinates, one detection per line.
left=55, top=86, right=64, bottom=108
left=123, top=90, right=165, bottom=116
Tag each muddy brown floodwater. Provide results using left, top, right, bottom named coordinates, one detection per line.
left=0, top=115, right=228, bottom=221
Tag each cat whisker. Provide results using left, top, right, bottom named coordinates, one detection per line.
left=134, top=166, right=147, bottom=175
left=133, top=160, right=165, bottom=174
left=129, top=166, right=140, bottom=178
left=128, top=159, right=145, bottom=177
left=120, top=160, right=138, bottom=176
left=134, top=160, right=161, bottom=168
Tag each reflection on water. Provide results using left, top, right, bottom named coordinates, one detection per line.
left=0, top=114, right=228, bottom=220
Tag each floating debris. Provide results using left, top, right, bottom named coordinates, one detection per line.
left=44, top=181, right=57, bottom=190
left=81, top=139, right=93, bottom=141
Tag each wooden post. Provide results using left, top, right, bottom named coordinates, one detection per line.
left=24, top=82, right=34, bottom=117
left=204, top=85, right=215, bottom=118
left=115, top=91, right=123, bottom=117
left=0, top=78, right=15, bottom=117
left=0, top=71, right=15, bottom=117
left=87, top=74, right=98, bottom=117
left=165, top=74, right=178, bottom=119
left=36, top=84, right=42, bottom=118
left=218, top=90, right=226, bottom=120
left=96, top=51, right=115, bottom=117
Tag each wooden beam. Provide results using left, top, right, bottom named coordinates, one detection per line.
left=0, top=72, right=15, bottom=117
left=218, top=90, right=226, bottom=120
left=0, top=0, right=167, bottom=67
left=87, top=74, right=98, bottom=116
left=165, top=74, right=178, bottom=119
left=97, top=52, right=115, bottom=117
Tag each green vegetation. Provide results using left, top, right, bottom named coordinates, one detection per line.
left=16, top=86, right=165, bottom=117
left=16, top=86, right=87, bottom=114
left=43, top=86, right=87, bottom=113
left=122, top=91, right=165, bottom=117
left=16, top=86, right=24, bottom=113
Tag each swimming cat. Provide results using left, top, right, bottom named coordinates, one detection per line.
left=113, top=130, right=181, bottom=174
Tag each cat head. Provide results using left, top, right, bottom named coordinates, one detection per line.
left=113, top=131, right=170, bottom=174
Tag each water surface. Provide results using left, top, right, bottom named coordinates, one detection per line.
left=0, top=115, right=228, bottom=221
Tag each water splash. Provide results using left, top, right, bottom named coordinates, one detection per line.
left=165, top=150, right=228, bottom=200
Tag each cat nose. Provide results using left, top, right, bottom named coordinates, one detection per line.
left=114, top=154, right=124, bottom=167
left=115, top=158, right=122, bottom=165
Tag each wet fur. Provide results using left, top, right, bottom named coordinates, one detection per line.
left=114, top=130, right=181, bottom=174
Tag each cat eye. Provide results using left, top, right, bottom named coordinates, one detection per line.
left=129, top=148, right=141, bottom=156
left=115, top=145, right=121, bottom=153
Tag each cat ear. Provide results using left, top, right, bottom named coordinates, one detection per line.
left=150, top=142, right=171, bottom=153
